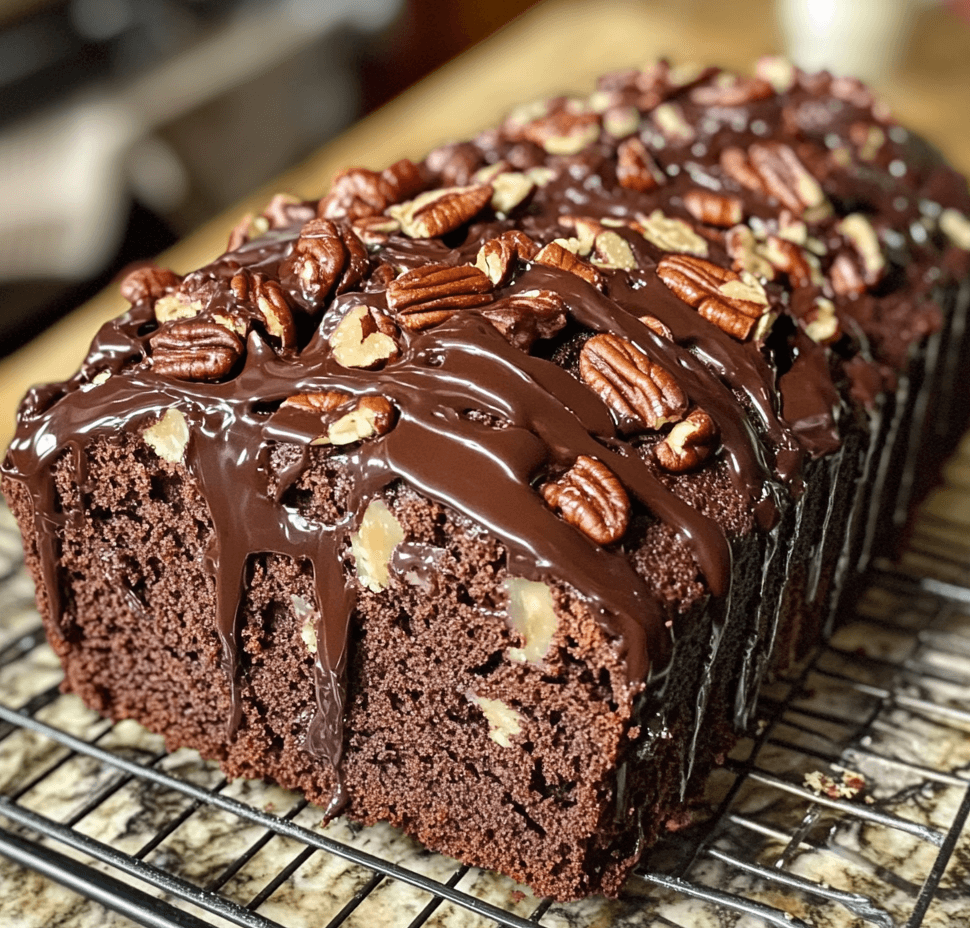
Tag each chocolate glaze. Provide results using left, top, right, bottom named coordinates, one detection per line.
left=4, top=60, right=970, bottom=817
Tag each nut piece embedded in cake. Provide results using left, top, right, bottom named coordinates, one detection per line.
left=467, top=692, right=523, bottom=748
left=506, top=578, right=558, bottom=664
left=636, top=210, right=709, bottom=257
left=387, top=185, right=493, bottom=238
left=350, top=499, right=406, bottom=593
left=142, top=408, right=190, bottom=463
left=387, top=264, right=494, bottom=329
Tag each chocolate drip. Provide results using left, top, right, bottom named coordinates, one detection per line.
left=4, top=60, right=969, bottom=821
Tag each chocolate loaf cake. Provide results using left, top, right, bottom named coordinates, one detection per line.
left=4, top=59, right=970, bottom=899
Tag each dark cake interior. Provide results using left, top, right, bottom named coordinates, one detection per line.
left=4, top=59, right=970, bottom=899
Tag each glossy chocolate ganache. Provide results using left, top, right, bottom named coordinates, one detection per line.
left=4, top=59, right=970, bottom=816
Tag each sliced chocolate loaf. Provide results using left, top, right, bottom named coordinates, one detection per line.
left=4, top=59, right=970, bottom=899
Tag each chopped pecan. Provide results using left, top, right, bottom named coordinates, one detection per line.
left=283, top=392, right=396, bottom=446
left=153, top=293, right=205, bottom=325
left=481, top=289, right=567, bottom=350
left=655, top=410, right=718, bottom=473
left=591, top=231, right=637, bottom=270
left=638, top=314, right=673, bottom=340
left=533, top=241, right=605, bottom=290
left=755, top=55, right=796, bottom=93
left=262, top=192, right=316, bottom=229
left=725, top=225, right=775, bottom=279
left=229, top=270, right=296, bottom=349
left=602, top=104, right=640, bottom=138
left=387, top=264, right=493, bottom=329
left=317, top=167, right=395, bottom=221
left=279, top=218, right=369, bottom=310
left=758, top=235, right=819, bottom=288
left=387, top=184, right=492, bottom=238
left=520, top=111, right=601, bottom=156
left=656, top=254, right=772, bottom=340
left=489, top=171, right=536, bottom=215
left=636, top=210, right=708, bottom=257
left=580, top=333, right=687, bottom=431
left=120, top=265, right=181, bottom=305
left=330, top=305, right=400, bottom=368
left=540, top=456, right=630, bottom=545
left=838, top=213, right=885, bottom=285
left=652, top=102, right=694, bottom=144
left=682, top=189, right=744, bottom=228
left=475, top=230, right=540, bottom=286
left=150, top=320, right=244, bottom=381
left=616, top=137, right=665, bottom=192
left=829, top=253, right=866, bottom=297
left=800, top=296, right=841, bottom=344
left=689, top=74, right=773, bottom=107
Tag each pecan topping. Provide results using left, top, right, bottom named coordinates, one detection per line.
left=317, top=167, right=395, bottom=221
left=279, top=218, right=369, bottom=310
left=722, top=143, right=830, bottom=219
left=282, top=391, right=396, bottom=446
left=683, top=189, right=744, bottom=228
left=800, top=296, right=842, bottom=344
left=120, top=265, right=181, bottom=305
left=153, top=293, right=205, bottom=325
left=580, top=334, right=687, bottom=431
left=652, top=102, right=694, bottom=144
left=639, top=315, right=673, bottom=340
left=655, top=410, right=719, bottom=473
left=636, top=210, right=708, bottom=256
left=387, top=185, right=492, bottom=238
left=150, top=320, right=244, bottom=381
left=533, top=241, right=605, bottom=290
left=227, top=192, right=316, bottom=250
left=489, top=171, right=536, bottom=215
left=656, top=254, right=772, bottom=340
left=520, top=111, right=601, bottom=156
left=481, top=289, right=567, bottom=350
left=616, top=137, right=665, bottom=192
left=387, top=264, right=493, bottom=330
left=838, top=213, right=885, bottom=285
left=689, top=74, right=773, bottom=107
left=758, top=235, right=819, bottom=288
left=381, top=158, right=425, bottom=203
left=829, top=252, right=866, bottom=297
left=229, top=270, right=296, bottom=349
left=475, top=230, right=540, bottom=286
left=591, top=231, right=637, bottom=270
left=330, top=305, right=400, bottom=369
left=351, top=215, right=402, bottom=246
left=540, top=456, right=630, bottom=545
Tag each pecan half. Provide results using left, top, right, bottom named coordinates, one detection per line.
left=682, top=189, right=744, bottom=228
left=656, top=254, right=772, bottom=340
left=120, top=265, right=181, bottom=305
left=655, top=410, right=719, bottom=473
left=838, top=213, right=885, bottom=285
left=638, top=314, right=673, bottom=340
left=351, top=215, right=401, bottom=246
left=317, top=167, right=395, bottom=221
left=533, top=241, right=605, bottom=290
left=580, top=334, right=687, bottom=431
left=481, top=289, right=567, bottom=350
left=261, top=192, right=316, bottom=229
left=723, top=143, right=830, bottom=219
left=279, top=218, right=369, bottom=310
left=540, top=456, right=630, bottom=545
left=229, top=270, right=296, bottom=349
left=652, top=102, right=694, bottom=144
left=616, top=136, right=665, bottom=192
left=759, top=235, right=819, bottom=288
left=387, top=184, right=492, bottom=238
left=475, top=230, right=540, bottom=286
left=381, top=158, right=425, bottom=203
left=829, top=252, right=866, bottom=297
left=150, top=320, right=244, bottom=381
left=329, top=305, right=400, bottom=369
left=387, top=264, right=493, bottom=329
left=591, top=231, right=637, bottom=270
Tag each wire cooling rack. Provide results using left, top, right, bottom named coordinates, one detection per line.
left=2, top=437, right=970, bottom=928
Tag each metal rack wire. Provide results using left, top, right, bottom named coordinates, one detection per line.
left=2, top=452, right=970, bottom=927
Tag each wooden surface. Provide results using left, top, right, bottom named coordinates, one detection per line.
left=3, top=0, right=969, bottom=450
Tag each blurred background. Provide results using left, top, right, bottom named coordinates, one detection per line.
left=0, top=0, right=968, bottom=359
